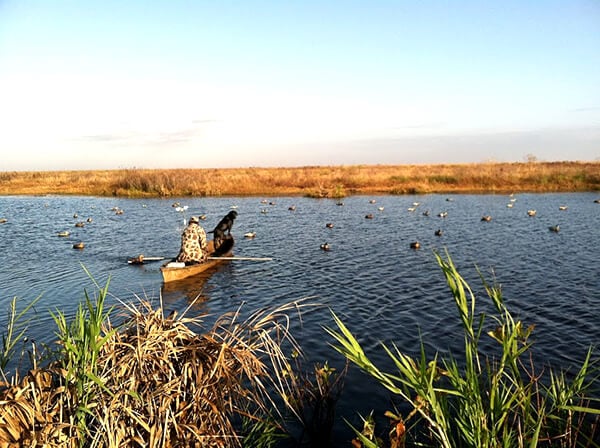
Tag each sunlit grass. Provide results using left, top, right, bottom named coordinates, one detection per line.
left=327, top=250, right=600, bottom=447
left=1, top=162, right=599, bottom=197
left=0, top=276, right=314, bottom=447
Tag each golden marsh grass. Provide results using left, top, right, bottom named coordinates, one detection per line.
left=1, top=162, right=599, bottom=198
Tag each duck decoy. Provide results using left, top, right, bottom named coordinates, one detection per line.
left=438, top=211, right=448, bottom=218
left=86, top=217, right=93, bottom=223
left=0, top=218, right=7, bottom=224
left=527, top=210, right=536, bottom=217
left=244, top=232, right=257, bottom=238
left=336, top=202, right=344, bottom=206
left=410, top=241, right=421, bottom=249
left=559, top=206, right=568, bottom=211
left=57, top=231, right=70, bottom=237
left=199, top=214, right=207, bottom=220
left=73, top=213, right=78, bottom=218
left=288, top=205, right=296, bottom=211
left=369, top=199, right=376, bottom=204
left=422, top=210, right=430, bottom=216
left=320, top=242, right=331, bottom=251
left=549, top=225, right=560, bottom=232
left=507, top=203, right=514, bottom=208
left=378, top=206, right=385, bottom=211
left=434, top=229, right=442, bottom=236
left=594, top=199, right=600, bottom=204
left=73, top=242, right=85, bottom=250
left=325, top=223, right=334, bottom=228
left=75, top=222, right=85, bottom=227
left=408, top=207, right=416, bottom=212
left=481, top=215, right=492, bottom=222
left=365, top=214, right=374, bottom=219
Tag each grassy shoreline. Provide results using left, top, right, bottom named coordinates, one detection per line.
left=1, top=162, right=599, bottom=198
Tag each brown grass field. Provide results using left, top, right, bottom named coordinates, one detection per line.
left=1, top=162, right=599, bottom=198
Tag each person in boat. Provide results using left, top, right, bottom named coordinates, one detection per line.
left=176, top=216, right=208, bottom=265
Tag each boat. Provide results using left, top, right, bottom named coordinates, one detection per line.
left=160, top=238, right=234, bottom=283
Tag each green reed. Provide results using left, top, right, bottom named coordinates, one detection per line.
left=1, top=294, right=42, bottom=376
left=326, top=250, right=600, bottom=447
left=50, top=269, right=116, bottom=445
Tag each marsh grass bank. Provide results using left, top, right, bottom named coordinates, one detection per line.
left=1, top=162, right=599, bottom=198
left=1, top=254, right=599, bottom=447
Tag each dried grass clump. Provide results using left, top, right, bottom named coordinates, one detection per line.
left=0, top=297, right=304, bottom=448
left=0, top=368, right=75, bottom=447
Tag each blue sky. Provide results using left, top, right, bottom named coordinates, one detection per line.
left=1, top=0, right=599, bottom=170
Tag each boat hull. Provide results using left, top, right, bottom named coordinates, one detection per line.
left=160, top=239, right=233, bottom=283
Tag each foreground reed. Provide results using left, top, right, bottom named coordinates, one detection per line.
left=327, top=251, right=600, bottom=447
left=0, top=281, right=310, bottom=447
left=2, top=252, right=599, bottom=447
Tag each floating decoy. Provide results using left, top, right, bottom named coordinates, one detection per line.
left=261, top=199, right=268, bottom=204
left=325, top=223, right=334, bottom=228
left=408, top=207, right=416, bottom=212
left=549, top=225, right=560, bottom=232
left=438, top=211, right=448, bottom=218
left=172, top=202, right=181, bottom=208
left=73, top=242, right=85, bottom=250
left=75, top=222, right=85, bottom=227
left=269, top=201, right=276, bottom=205
left=231, top=205, right=238, bottom=209
left=86, top=217, right=93, bottom=223
left=369, top=199, right=376, bottom=204
left=0, top=218, right=7, bottom=224
left=73, top=213, right=78, bottom=218
left=378, top=206, right=385, bottom=211
left=422, top=210, right=430, bottom=216
left=559, top=206, right=568, bottom=211
left=336, top=202, right=344, bottom=206
left=413, top=202, right=420, bottom=207
left=594, top=199, right=600, bottom=204
left=365, top=214, right=374, bottom=219
left=320, top=242, right=331, bottom=251
left=261, top=209, right=268, bottom=214
left=244, top=232, right=257, bottom=238
left=507, top=203, right=514, bottom=208
left=435, top=229, right=442, bottom=236
left=481, top=215, right=492, bottom=222
left=288, top=205, right=296, bottom=211
left=527, top=210, right=536, bottom=217
left=128, top=254, right=145, bottom=265
left=115, top=209, right=124, bottom=215
left=199, top=215, right=207, bottom=220
left=410, top=241, right=421, bottom=249
left=446, top=198, right=454, bottom=202
left=57, top=231, right=70, bottom=237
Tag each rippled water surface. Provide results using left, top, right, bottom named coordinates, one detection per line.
left=1, top=193, right=599, bottom=443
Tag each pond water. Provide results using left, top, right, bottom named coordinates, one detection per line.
left=1, top=193, right=599, bottom=444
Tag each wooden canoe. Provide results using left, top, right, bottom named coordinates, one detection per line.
left=160, top=238, right=234, bottom=283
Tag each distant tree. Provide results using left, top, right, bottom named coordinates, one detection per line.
left=525, top=153, right=538, bottom=163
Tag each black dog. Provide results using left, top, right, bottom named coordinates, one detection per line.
left=211, top=210, right=237, bottom=251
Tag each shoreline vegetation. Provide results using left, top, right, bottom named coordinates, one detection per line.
left=1, top=254, right=599, bottom=447
left=1, top=161, right=599, bottom=198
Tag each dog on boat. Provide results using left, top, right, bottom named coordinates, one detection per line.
left=211, top=210, right=237, bottom=251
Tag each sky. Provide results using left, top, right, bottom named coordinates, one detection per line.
left=0, top=0, right=599, bottom=171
